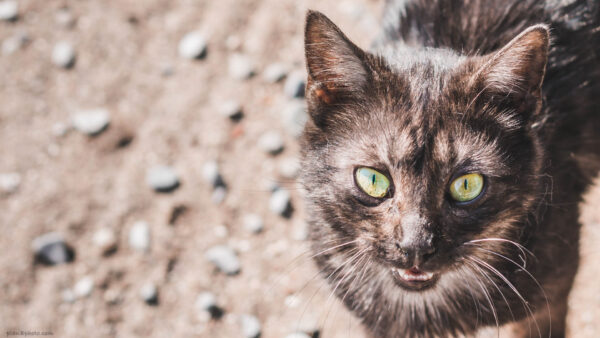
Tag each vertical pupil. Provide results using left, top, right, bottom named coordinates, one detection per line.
left=463, top=179, right=468, bottom=190
left=372, top=174, right=376, bottom=185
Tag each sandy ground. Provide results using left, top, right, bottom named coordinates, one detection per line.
left=0, top=0, right=598, bottom=337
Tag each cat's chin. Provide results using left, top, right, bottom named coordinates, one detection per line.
left=390, top=267, right=438, bottom=291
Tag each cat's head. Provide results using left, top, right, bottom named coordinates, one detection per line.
left=301, top=10, right=549, bottom=295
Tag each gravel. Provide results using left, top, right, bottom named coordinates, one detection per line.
left=74, top=276, right=94, bottom=298
left=139, top=283, right=159, bottom=305
left=146, top=165, right=180, bottom=192
left=258, top=130, right=284, bottom=155
left=269, top=189, right=292, bottom=217
left=242, top=214, right=264, bottom=234
left=0, top=0, right=18, bottom=21
left=32, top=232, right=74, bottom=265
left=55, top=8, right=75, bottom=28
left=211, top=186, right=227, bottom=204
left=196, top=291, right=224, bottom=319
left=51, top=122, right=71, bottom=137
left=92, top=228, right=117, bottom=256
left=278, top=157, right=300, bottom=179
left=262, top=63, right=288, bottom=83
left=2, top=32, right=28, bottom=55
left=283, top=71, right=306, bottom=98
left=285, top=333, right=311, bottom=338
left=128, top=221, right=150, bottom=252
left=219, top=100, right=243, bottom=120
left=0, top=172, right=21, bottom=193
left=71, top=109, right=110, bottom=136
left=240, top=314, right=261, bottom=338
left=51, top=41, right=76, bottom=68
left=201, top=160, right=222, bottom=187
left=281, top=101, right=308, bottom=138
left=178, top=31, right=207, bottom=59
left=228, top=53, right=255, bottom=80
left=205, top=245, right=240, bottom=275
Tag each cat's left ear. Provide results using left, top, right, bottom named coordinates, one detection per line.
left=473, top=24, right=550, bottom=110
left=304, top=11, right=368, bottom=109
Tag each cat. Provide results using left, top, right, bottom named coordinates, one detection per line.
left=300, top=0, right=600, bottom=337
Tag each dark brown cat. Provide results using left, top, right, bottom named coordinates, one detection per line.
left=300, top=1, right=600, bottom=337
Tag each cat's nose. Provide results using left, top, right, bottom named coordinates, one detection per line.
left=394, top=241, right=436, bottom=267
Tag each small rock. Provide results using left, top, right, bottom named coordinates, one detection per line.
left=178, top=31, right=207, bottom=59
left=258, top=131, right=284, bottom=155
left=0, top=172, right=21, bottom=193
left=205, top=245, right=240, bottom=275
left=242, top=214, right=263, bottom=234
left=71, top=109, right=110, bottom=136
left=2, top=32, right=28, bottom=55
left=104, top=288, right=122, bottom=305
left=228, top=53, right=255, bottom=80
left=240, top=314, right=261, bottom=338
left=139, top=283, right=158, bottom=305
left=128, top=221, right=150, bottom=252
left=292, top=222, right=309, bottom=241
left=52, top=41, right=76, bottom=68
left=269, top=189, right=292, bottom=217
left=61, top=289, right=76, bottom=303
left=285, top=333, right=310, bottom=338
left=283, top=71, right=306, bottom=98
left=196, top=292, right=224, bottom=319
left=284, top=294, right=301, bottom=308
left=146, top=165, right=180, bottom=192
left=0, top=0, right=18, bottom=21
left=211, top=186, right=227, bottom=205
left=55, top=8, right=75, bottom=28
left=278, top=157, right=300, bottom=179
left=32, top=232, right=74, bottom=265
left=262, top=63, right=288, bottom=83
left=202, top=160, right=223, bottom=187
left=225, top=35, right=241, bottom=51
left=51, top=122, right=70, bottom=137
left=281, top=101, right=308, bottom=138
left=74, top=276, right=94, bottom=298
left=219, top=100, right=243, bottom=121
left=92, top=228, right=117, bottom=256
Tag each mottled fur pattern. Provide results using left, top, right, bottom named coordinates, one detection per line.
left=300, top=0, right=600, bottom=337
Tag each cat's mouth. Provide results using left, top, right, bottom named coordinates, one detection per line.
left=390, top=267, right=438, bottom=290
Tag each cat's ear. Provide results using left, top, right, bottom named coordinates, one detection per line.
left=473, top=24, right=550, bottom=107
left=304, top=11, right=368, bottom=108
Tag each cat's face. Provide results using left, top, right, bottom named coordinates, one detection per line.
left=301, top=10, right=549, bottom=320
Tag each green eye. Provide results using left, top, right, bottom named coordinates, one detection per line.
left=355, top=167, right=390, bottom=198
left=449, top=173, right=484, bottom=202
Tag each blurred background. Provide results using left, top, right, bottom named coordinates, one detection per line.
left=0, top=0, right=598, bottom=337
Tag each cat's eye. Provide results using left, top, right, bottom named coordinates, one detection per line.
left=355, top=167, right=390, bottom=198
left=449, top=173, right=484, bottom=203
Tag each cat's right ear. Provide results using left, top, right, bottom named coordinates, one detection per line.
left=304, top=11, right=368, bottom=114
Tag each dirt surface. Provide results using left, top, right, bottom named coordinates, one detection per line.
left=0, top=1, right=598, bottom=337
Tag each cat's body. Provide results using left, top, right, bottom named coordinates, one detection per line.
left=300, top=1, right=599, bottom=337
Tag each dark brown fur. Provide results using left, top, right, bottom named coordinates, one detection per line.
left=300, top=1, right=600, bottom=337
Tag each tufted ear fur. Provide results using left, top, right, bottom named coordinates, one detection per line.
left=304, top=10, right=369, bottom=120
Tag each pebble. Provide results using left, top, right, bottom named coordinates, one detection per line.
left=242, top=214, right=263, bottom=234
left=281, top=101, right=308, bottom=138
left=205, top=245, right=240, bottom=275
left=146, top=165, right=180, bottom=192
left=128, top=221, right=150, bottom=252
left=225, top=35, right=241, bottom=51
left=74, top=276, right=94, bottom=298
left=278, top=157, right=300, bottom=179
left=201, top=160, right=222, bottom=187
left=32, top=232, right=74, bottom=265
left=292, top=222, right=309, bottom=241
left=139, top=283, right=158, bottom=305
left=178, top=31, right=207, bottom=60
left=92, top=228, right=117, bottom=255
left=52, top=122, right=70, bottom=137
left=61, top=289, right=76, bottom=303
left=2, top=32, right=28, bottom=55
left=196, top=291, right=224, bottom=319
left=0, top=0, right=18, bottom=21
left=0, top=172, right=21, bottom=193
left=55, top=8, right=75, bottom=28
left=269, top=189, right=291, bottom=217
left=228, top=53, right=255, bottom=80
left=214, top=224, right=228, bottom=238
left=240, top=314, right=261, bottom=338
left=262, top=63, right=288, bottom=83
left=52, top=41, right=76, bottom=68
left=219, top=100, right=243, bottom=120
left=285, top=333, right=310, bottom=338
left=258, top=131, right=284, bottom=155
left=283, top=71, right=306, bottom=98
left=211, top=186, right=227, bottom=204
left=71, top=109, right=110, bottom=136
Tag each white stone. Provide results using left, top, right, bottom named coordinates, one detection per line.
left=211, top=186, right=227, bottom=205
left=2, top=32, right=28, bottom=55
left=139, top=283, right=158, bottom=304
left=228, top=53, right=254, bottom=80
left=128, top=221, right=150, bottom=252
left=282, top=101, right=308, bottom=138
left=146, top=165, right=179, bottom=191
left=258, top=130, right=284, bottom=155
left=92, top=228, right=117, bottom=255
left=283, top=71, right=306, bottom=98
left=242, top=214, right=263, bottom=234
left=71, top=109, right=110, bottom=135
left=205, top=245, right=240, bottom=275
left=219, top=100, right=242, bottom=120
left=195, top=291, right=217, bottom=311
left=269, top=189, right=291, bottom=216
left=52, top=42, right=76, bottom=68
left=0, top=172, right=21, bottom=192
left=262, top=63, right=288, bottom=83
left=285, top=333, right=310, bottom=338
left=278, top=157, right=300, bottom=179
left=178, top=31, right=207, bottom=59
left=0, top=1, right=18, bottom=21
left=74, top=276, right=94, bottom=298
left=240, top=314, right=261, bottom=338
left=201, top=160, right=221, bottom=186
